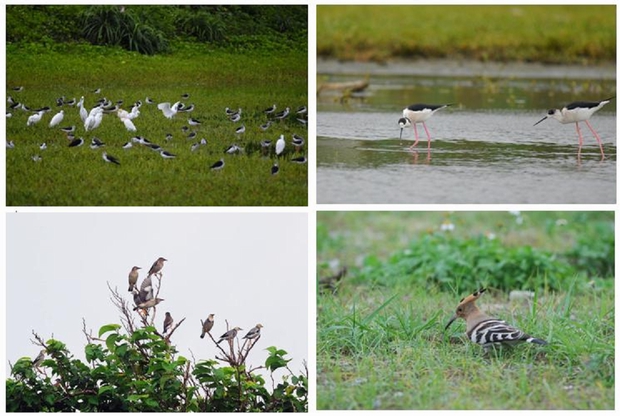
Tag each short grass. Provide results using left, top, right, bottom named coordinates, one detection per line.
left=6, top=44, right=307, bottom=206
left=317, top=5, right=616, bottom=63
left=317, top=212, right=614, bottom=410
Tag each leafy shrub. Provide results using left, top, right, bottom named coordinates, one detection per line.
left=80, top=6, right=169, bottom=55
left=564, top=221, right=615, bottom=277
left=177, top=11, right=226, bottom=42
left=356, top=233, right=581, bottom=292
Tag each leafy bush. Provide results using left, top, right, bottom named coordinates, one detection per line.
left=6, top=279, right=307, bottom=411
left=356, top=233, right=588, bottom=292
left=7, top=5, right=308, bottom=54
left=80, top=6, right=169, bottom=55
left=177, top=11, right=226, bottom=42
left=564, top=221, right=615, bottom=277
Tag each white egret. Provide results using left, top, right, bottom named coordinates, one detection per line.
left=49, top=110, right=64, bottom=127
left=27, top=111, right=44, bottom=126
left=276, top=134, right=285, bottom=156
left=157, top=101, right=181, bottom=119
left=123, top=118, right=137, bottom=132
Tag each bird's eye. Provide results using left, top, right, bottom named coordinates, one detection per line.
left=457, top=307, right=462, bottom=312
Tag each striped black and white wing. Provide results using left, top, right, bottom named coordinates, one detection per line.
left=468, top=319, right=528, bottom=346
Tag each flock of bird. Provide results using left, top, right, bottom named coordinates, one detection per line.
left=128, top=257, right=263, bottom=345
left=6, top=87, right=308, bottom=175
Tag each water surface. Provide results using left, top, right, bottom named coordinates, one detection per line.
left=317, top=63, right=616, bottom=204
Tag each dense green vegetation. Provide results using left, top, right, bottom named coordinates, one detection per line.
left=317, top=5, right=615, bottom=63
left=7, top=283, right=307, bottom=411
left=7, top=5, right=307, bottom=54
left=6, top=6, right=307, bottom=206
left=317, top=212, right=614, bottom=409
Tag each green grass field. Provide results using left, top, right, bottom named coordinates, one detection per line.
left=317, top=212, right=614, bottom=410
left=6, top=45, right=307, bottom=206
left=317, top=5, right=616, bottom=63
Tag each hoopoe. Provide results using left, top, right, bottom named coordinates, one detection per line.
left=445, top=288, right=547, bottom=352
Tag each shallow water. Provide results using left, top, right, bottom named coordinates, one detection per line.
left=317, top=65, right=616, bottom=204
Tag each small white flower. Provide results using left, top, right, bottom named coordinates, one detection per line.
left=440, top=222, right=455, bottom=232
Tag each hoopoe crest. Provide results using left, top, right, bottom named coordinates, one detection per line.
left=445, top=288, right=547, bottom=351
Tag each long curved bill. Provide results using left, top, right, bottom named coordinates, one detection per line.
left=533, top=116, right=548, bottom=126
left=399, top=127, right=404, bottom=140
left=444, top=315, right=458, bottom=331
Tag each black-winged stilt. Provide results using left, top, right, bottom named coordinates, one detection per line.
left=69, top=137, right=84, bottom=147
left=534, top=97, right=614, bottom=159
left=271, top=163, right=279, bottom=175
left=102, top=152, right=120, bottom=165
left=210, top=159, right=225, bottom=170
left=275, top=107, right=290, bottom=120
left=90, top=138, right=105, bottom=149
left=264, top=104, right=277, bottom=114
left=399, top=103, right=452, bottom=150
left=225, top=144, right=241, bottom=154
left=160, top=150, right=176, bottom=159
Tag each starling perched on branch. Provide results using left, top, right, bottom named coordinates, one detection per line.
left=200, top=314, right=215, bottom=339
left=148, top=257, right=167, bottom=278
left=216, top=327, right=242, bottom=344
left=139, top=275, right=153, bottom=303
left=32, top=350, right=46, bottom=368
left=133, top=297, right=164, bottom=311
left=127, top=266, right=141, bottom=292
left=163, top=312, right=173, bottom=334
left=243, top=323, right=263, bottom=340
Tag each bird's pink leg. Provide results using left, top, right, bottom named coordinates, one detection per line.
left=584, top=119, right=606, bottom=160
left=422, top=122, right=432, bottom=150
left=409, top=123, right=420, bottom=149
left=575, top=122, right=584, bottom=158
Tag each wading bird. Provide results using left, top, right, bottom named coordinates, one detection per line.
left=398, top=103, right=452, bottom=151
left=534, top=97, right=614, bottom=160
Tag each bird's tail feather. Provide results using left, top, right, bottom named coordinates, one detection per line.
left=526, top=337, right=548, bottom=345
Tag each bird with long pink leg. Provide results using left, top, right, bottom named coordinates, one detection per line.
left=398, top=103, right=452, bottom=154
left=534, top=97, right=614, bottom=160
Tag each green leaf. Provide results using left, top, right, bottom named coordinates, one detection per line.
left=98, top=323, right=121, bottom=338
left=105, top=333, right=119, bottom=352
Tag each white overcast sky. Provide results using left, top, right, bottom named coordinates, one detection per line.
left=6, top=212, right=308, bottom=380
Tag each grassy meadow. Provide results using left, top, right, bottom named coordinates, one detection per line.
left=317, top=5, right=616, bottom=63
left=317, top=212, right=614, bottom=410
left=6, top=45, right=307, bottom=206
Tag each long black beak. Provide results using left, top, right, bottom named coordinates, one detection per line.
left=533, top=116, right=548, bottom=126
left=399, top=127, right=404, bottom=140
left=445, top=315, right=457, bottom=331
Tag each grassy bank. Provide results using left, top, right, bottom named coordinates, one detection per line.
left=6, top=44, right=307, bottom=206
left=317, top=212, right=614, bottom=410
left=317, top=5, right=615, bottom=64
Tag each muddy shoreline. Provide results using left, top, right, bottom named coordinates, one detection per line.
left=318, top=58, right=616, bottom=80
